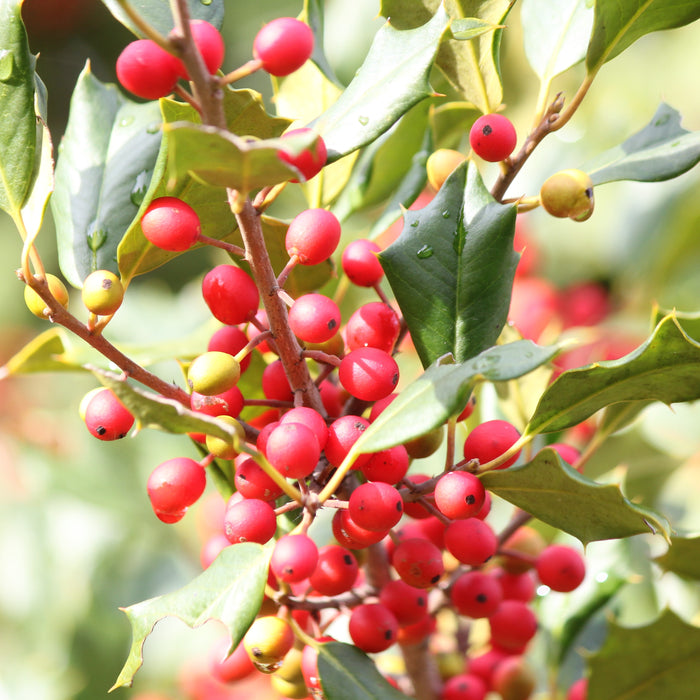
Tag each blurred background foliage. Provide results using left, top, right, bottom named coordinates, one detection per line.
left=2, top=1, right=700, bottom=699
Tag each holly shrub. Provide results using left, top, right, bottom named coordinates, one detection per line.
left=2, top=1, right=700, bottom=699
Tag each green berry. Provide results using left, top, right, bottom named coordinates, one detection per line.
left=81, top=270, right=124, bottom=315
left=188, top=351, right=241, bottom=396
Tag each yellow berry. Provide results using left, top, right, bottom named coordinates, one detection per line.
left=205, top=416, right=245, bottom=460
left=243, top=616, right=295, bottom=672
left=539, top=169, right=594, bottom=221
left=24, top=273, right=69, bottom=318
left=187, top=351, right=241, bottom=396
left=426, top=148, right=466, bottom=191
left=81, top=270, right=124, bottom=315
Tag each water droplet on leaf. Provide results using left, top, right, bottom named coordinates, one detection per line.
left=416, top=245, right=433, bottom=259
left=442, top=210, right=450, bottom=219
left=130, top=170, right=150, bottom=205
left=410, top=220, right=419, bottom=228
left=88, top=227, right=108, bottom=252
left=0, top=50, right=14, bottom=80
left=358, top=115, right=369, bottom=126
left=119, top=115, right=135, bottom=127
left=200, top=0, right=212, bottom=4
left=145, top=121, right=161, bottom=134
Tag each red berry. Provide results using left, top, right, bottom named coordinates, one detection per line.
left=309, top=545, right=359, bottom=596
left=207, top=325, right=252, bottom=373
left=434, top=471, right=485, bottom=519
left=288, top=293, right=341, bottom=344
left=270, top=533, right=319, bottom=583
left=463, top=419, right=521, bottom=469
left=234, top=456, right=283, bottom=501
left=359, top=444, right=410, bottom=484
left=379, top=579, right=429, bottom=626
left=324, top=415, right=371, bottom=468
left=402, top=473, right=434, bottom=520
left=348, top=603, right=398, bottom=653
left=209, top=636, right=255, bottom=683
left=567, top=678, right=588, bottom=700
left=488, top=600, right=538, bottom=652
left=440, top=673, right=487, bottom=700
left=341, top=239, right=384, bottom=287
left=202, top=264, right=260, bottom=325
left=331, top=509, right=386, bottom=549
left=536, top=544, right=586, bottom=592
left=190, top=385, right=244, bottom=419
left=279, top=406, right=328, bottom=449
left=450, top=570, right=503, bottom=619
left=223, top=497, right=277, bottom=544
left=285, top=208, right=341, bottom=265
left=339, top=347, right=399, bottom=402
left=200, top=533, right=230, bottom=568
left=392, top=537, right=445, bottom=589
left=116, top=39, right=180, bottom=99
left=261, top=359, right=294, bottom=402
left=443, top=518, right=498, bottom=566
left=147, top=457, right=206, bottom=517
left=265, top=422, right=320, bottom=479
left=469, top=113, right=517, bottom=162
left=141, top=197, right=201, bottom=252
left=253, top=17, right=314, bottom=76
left=348, top=481, right=404, bottom=531
left=278, top=128, right=327, bottom=182
left=83, top=388, right=134, bottom=441
left=494, top=568, right=536, bottom=602
left=467, top=648, right=509, bottom=686
left=345, top=302, right=401, bottom=353
left=177, top=20, right=225, bottom=79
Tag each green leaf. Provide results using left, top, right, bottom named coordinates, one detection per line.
left=652, top=306, right=700, bottom=341
left=584, top=103, right=700, bottom=185
left=100, top=0, right=224, bottom=36
left=52, top=63, right=162, bottom=287
left=587, top=609, right=700, bottom=700
left=314, top=6, right=450, bottom=161
left=526, top=314, right=700, bottom=436
left=112, top=543, right=269, bottom=689
left=436, top=1, right=514, bottom=114
left=522, top=0, right=594, bottom=81
left=0, top=0, right=36, bottom=219
left=481, top=449, right=670, bottom=545
left=301, top=0, right=343, bottom=86
left=354, top=340, right=559, bottom=454
left=379, top=160, right=518, bottom=368
left=318, top=641, right=410, bottom=700
left=0, top=328, right=74, bottom=377
left=654, top=535, right=700, bottom=580
left=586, top=0, right=700, bottom=73
left=451, top=18, right=503, bottom=41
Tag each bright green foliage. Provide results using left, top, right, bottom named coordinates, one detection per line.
left=654, top=535, right=700, bottom=580
left=380, top=161, right=518, bottom=367
left=587, top=609, right=700, bottom=699
left=112, top=542, right=269, bottom=689
left=481, top=449, right=670, bottom=545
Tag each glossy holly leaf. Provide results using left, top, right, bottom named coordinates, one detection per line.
left=52, top=63, right=162, bottom=287
left=587, top=609, right=700, bottom=700
left=451, top=18, right=502, bottom=41
left=0, top=0, right=37, bottom=220
left=100, top=0, right=224, bottom=36
left=354, top=340, right=559, bottom=454
left=93, top=368, right=236, bottom=441
left=481, top=449, right=670, bottom=545
left=319, top=641, right=410, bottom=700
left=526, top=314, right=700, bottom=436
left=314, top=5, right=450, bottom=161
left=586, top=0, right=700, bottom=73
left=380, top=160, right=518, bottom=368
left=652, top=306, right=700, bottom=341
left=118, top=91, right=289, bottom=283
left=522, top=0, right=594, bottom=81
left=301, top=0, right=342, bottom=86
left=584, top=104, right=700, bottom=185
left=654, top=535, right=700, bottom=580
left=112, top=543, right=269, bottom=689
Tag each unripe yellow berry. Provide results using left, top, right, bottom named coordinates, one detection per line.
left=243, top=616, right=295, bottom=672
left=187, top=351, right=241, bottom=396
left=24, top=273, right=69, bottom=318
left=426, top=148, right=466, bottom=191
left=81, top=270, right=124, bottom=315
left=205, top=416, right=245, bottom=460
left=271, top=674, right=308, bottom=699
left=539, top=169, right=594, bottom=221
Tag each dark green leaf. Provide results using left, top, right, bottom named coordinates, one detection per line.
left=652, top=306, right=700, bottom=341
left=319, top=641, right=410, bottom=700
left=314, top=6, right=450, bottom=161
left=354, top=340, right=559, bottom=454
left=380, top=160, right=518, bottom=367
left=481, top=449, right=670, bottom=545
left=52, top=63, right=162, bottom=287
left=586, top=0, right=700, bottom=72
left=654, top=535, right=700, bottom=580
left=526, top=314, right=700, bottom=436
left=100, top=0, right=224, bottom=36
left=587, top=609, right=700, bottom=700
left=0, top=0, right=36, bottom=219
left=522, top=0, right=594, bottom=81
left=584, top=104, right=700, bottom=185
left=112, top=543, right=269, bottom=689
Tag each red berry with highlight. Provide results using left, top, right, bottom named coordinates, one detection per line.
left=202, top=264, right=260, bottom=326
left=469, top=113, right=517, bottom=162
left=463, top=419, right=521, bottom=469
left=178, top=20, right=225, bottom=79
left=444, top=518, right=498, bottom=566
left=339, top=347, right=399, bottom=402
left=450, top=570, right=503, bottom=619
left=379, top=579, right=429, bottom=626
left=341, top=239, right=383, bottom=287
left=116, top=39, right=180, bottom=99
left=488, top=600, right=538, bottom=652
left=325, top=415, right=370, bottom=468
left=270, top=533, right=319, bottom=583
left=147, top=457, right=206, bottom=517
left=285, top=208, right=341, bottom=265
left=288, top=293, right=341, bottom=344
left=253, top=17, right=314, bottom=76
left=223, top=497, right=277, bottom=544
left=265, top=422, right=321, bottom=479
left=345, top=302, right=401, bottom=353
left=434, top=471, right=485, bottom=519
left=392, top=537, right=445, bottom=588
left=348, top=603, right=398, bottom=653
left=536, top=544, right=586, bottom=592
left=83, top=388, right=134, bottom=441
left=349, top=481, right=404, bottom=531
left=278, top=128, right=327, bottom=182
left=309, top=545, right=359, bottom=596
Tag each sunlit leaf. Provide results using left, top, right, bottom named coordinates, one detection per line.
left=314, top=6, right=450, bottom=161
left=0, top=328, right=73, bottom=377
left=481, top=449, right=670, bottom=545
left=112, top=543, right=269, bottom=689
left=380, top=160, right=518, bottom=368
left=587, top=609, right=700, bottom=699
left=584, top=103, right=700, bottom=185
left=522, top=0, right=594, bottom=81
left=0, top=0, right=36, bottom=220
left=654, top=535, right=700, bottom=580
left=586, top=0, right=700, bottom=72
left=100, top=0, right=224, bottom=36
left=451, top=18, right=502, bottom=41
left=52, top=63, right=162, bottom=287
left=354, top=340, right=559, bottom=454
left=300, top=0, right=343, bottom=86
left=526, top=314, right=700, bottom=436
left=319, top=641, right=410, bottom=700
